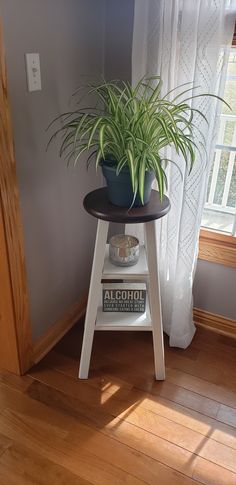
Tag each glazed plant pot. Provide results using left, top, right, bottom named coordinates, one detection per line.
left=102, top=162, right=155, bottom=208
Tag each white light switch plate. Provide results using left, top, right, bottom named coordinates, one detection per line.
left=25, top=53, right=42, bottom=92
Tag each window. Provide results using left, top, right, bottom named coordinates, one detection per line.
left=199, top=25, right=236, bottom=268
left=201, top=47, right=236, bottom=237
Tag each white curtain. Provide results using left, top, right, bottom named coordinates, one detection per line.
left=127, top=0, right=236, bottom=348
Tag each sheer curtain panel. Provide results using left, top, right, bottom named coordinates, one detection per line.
left=127, top=0, right=236, bottom=347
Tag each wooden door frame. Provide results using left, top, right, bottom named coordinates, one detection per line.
left=0, top=21, right=33, bottom=374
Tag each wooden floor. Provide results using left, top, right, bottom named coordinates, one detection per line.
left=0, top=323, right=236, bottom=484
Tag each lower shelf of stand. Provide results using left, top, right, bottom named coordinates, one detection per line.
left=95, top=298, right=152, bottom=331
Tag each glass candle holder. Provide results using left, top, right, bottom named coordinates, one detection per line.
left=109, top=234, right=139, bottom=267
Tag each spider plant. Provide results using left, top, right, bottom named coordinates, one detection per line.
left=48, top=77, right=229, bottom=205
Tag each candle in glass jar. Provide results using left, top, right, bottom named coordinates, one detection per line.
left=109, top=234, right=139, bottom=266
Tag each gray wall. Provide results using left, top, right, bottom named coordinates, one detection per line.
left=104, top=0, right=134, bottom=81
left=1, top=0, right=105, bottom=340
left=193, top=260, right=236, bottom=320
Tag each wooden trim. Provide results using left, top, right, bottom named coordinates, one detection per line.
left=199, top=229, right=236, bottom=268
left=33, top=295, right=87, bottom=364
left=0, top=202, right=21, bottom=374
left=194, top=307, right=236, bottom=339
left=0, top=20, right=33, bottom=373
left=200, top=229, right=236, bottom=246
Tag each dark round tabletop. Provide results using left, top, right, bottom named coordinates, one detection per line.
left=83, top=188, right=170, bottom=224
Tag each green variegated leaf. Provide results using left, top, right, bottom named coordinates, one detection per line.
left=138, top=154, right=146, bottom=204
left=49, top=76, right=229, bottom=206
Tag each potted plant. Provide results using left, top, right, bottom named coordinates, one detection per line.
left=48, top=77, right=228, bottom=207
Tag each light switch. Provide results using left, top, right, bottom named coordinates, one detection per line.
left=25, top=53, right=42, bottom=92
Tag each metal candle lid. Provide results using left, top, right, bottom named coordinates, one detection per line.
left=109, top=234, right=139, bottom=267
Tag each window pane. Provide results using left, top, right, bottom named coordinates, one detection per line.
left=226, top=51, right=236, bottom=77
left=202, top=48, right=236, bottom=236
left=223, top=120, right=235, bottom=145
left=228, top=159, right=236, bottom=207
left=202, top=208, right=235, bottom=233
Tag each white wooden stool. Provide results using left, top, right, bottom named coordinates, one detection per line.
left=79, top=188, right=170, bottom=380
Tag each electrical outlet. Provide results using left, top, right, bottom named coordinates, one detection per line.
left=25, top=53, right=42, bottom=92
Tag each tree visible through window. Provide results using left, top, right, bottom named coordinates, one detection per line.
left=202, top=47, right=236, bottom=236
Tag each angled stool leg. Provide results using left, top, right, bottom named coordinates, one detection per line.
left=145, top=221, right=165, bottom=380
left=79, top=219, right=109, bottom=379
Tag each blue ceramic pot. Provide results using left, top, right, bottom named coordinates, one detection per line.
left=101, top=161, right=155, bottom=208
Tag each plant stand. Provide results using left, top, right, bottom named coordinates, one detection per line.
left=79, top=187, right=171, bottom=380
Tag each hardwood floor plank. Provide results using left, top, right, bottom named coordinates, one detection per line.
left=165, top=349, right=236, bottom=391
left=112, top=341, right=236, bottom=394
left=32, top=352, right=236, bottom=451
left=0, top=369, right=32, bottom=393
left=163, top=367, right=236, bottom=410
left=25, top=381, right=199, bottom=485
left=192, top=458, right=236, bottom=485
left=217, top=405, right=236, bottom=428
left=190, top=330, right=236, bottom=365
left=57, top=328, right=236, bottom=407
left=54, top=324, right=236, bottom=409
left=0, top=383, right=194, bottom=485
left=0, top=431, right=12, bottom=457
left=0, top=324, right=236, bottom=484
left=91, top=352, right=236, bottom=424
left=28, top=367, right=236, bottom=473
left=0, top=413, right=142, bottom=484
left=24, top=380, right=204, bottom=483
left=26, top=370, right=236, bottom=484
left=39, top=350, right=236, bottom=446
left=0, top=441, right=92, bottom=484
left=42, top=348, right=235, bottom=423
